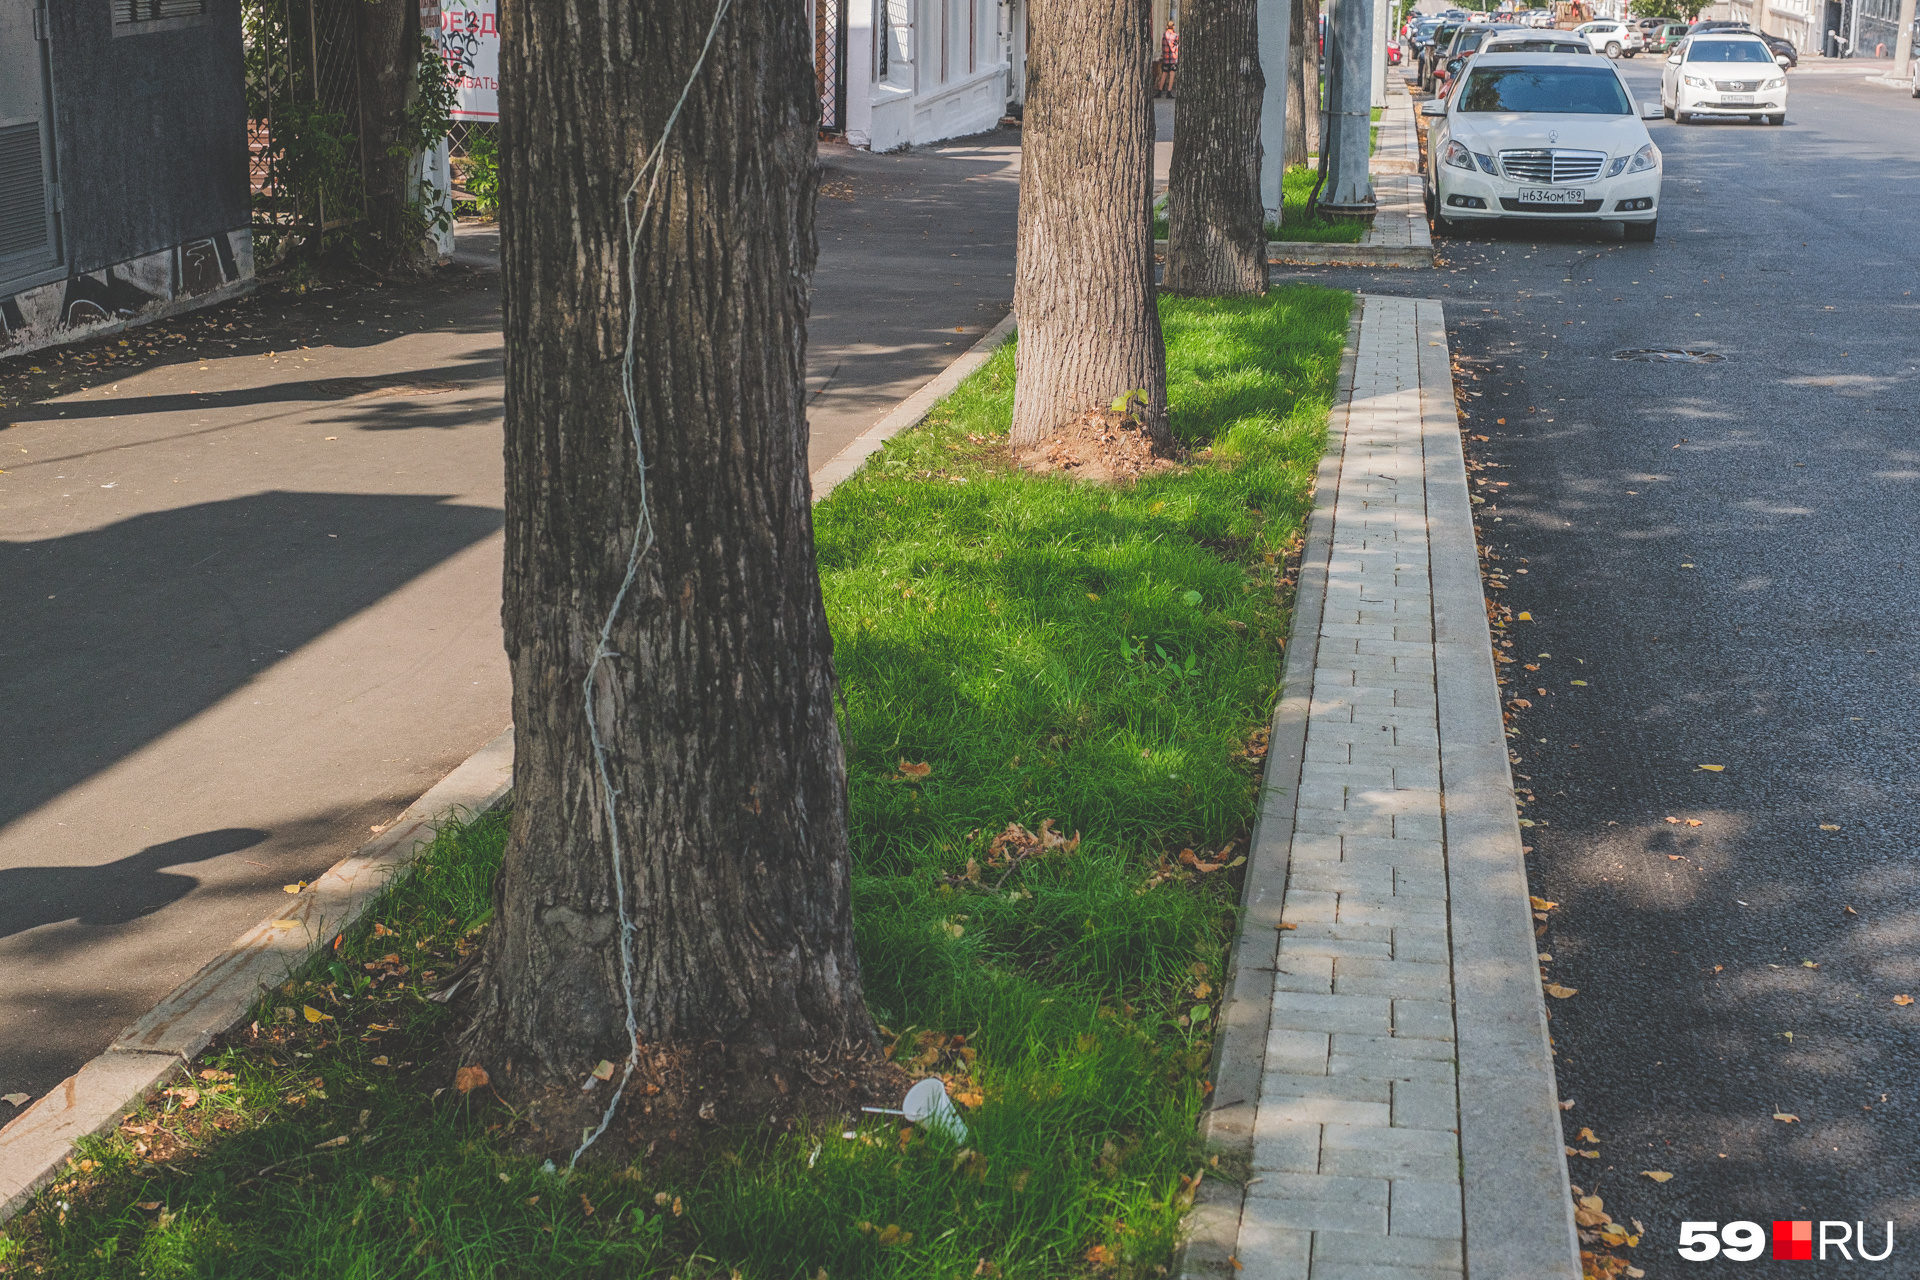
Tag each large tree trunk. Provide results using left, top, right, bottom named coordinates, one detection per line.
left=1010, top=0, right=1169, bottom=452
left=355, top=0, right=423, bottom=272
left=1285, top=0, right=1319, bottom=167
left=1164, top=0, right=1266, bottom=295
left=462, top=0, right=891, bottom=1159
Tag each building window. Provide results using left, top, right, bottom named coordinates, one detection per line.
left=115, top=0, right=207, bottom=24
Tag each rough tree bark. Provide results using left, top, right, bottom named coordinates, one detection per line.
left=1165, top=0, right=1266, bottom=295
left=1285, top=0, right=1320, bottom=168
left=1010, top=0, right=1169, bottom=452
left=461, top=0, right=893, bottom=1158
left=355, top=0, right=425, bottom=272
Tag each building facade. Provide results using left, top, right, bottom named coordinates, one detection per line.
left=1, top=0, right=251, bottom=359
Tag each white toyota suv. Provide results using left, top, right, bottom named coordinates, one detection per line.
left=1422, top=52, right=1665, bottom=241
left=1660, top=33, right=1790, bottom=124
left=1574, top=19, right=1643, bottom=57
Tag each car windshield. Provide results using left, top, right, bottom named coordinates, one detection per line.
left=1689, top=39, right=1774, bottom=61
left=1459, top=65, right=1633, bottom=113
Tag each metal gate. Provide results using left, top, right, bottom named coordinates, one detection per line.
left=243, top=0, right=367, bottom=257
left=815, top=0, right=847, bottom=134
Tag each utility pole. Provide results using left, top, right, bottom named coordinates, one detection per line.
left=1895, top=0, right=1916, bottom=76
left=1319, top=0, right=1375, bottom=215
left=1258, top=0, right=1294, bottom=225
left=1371, top=0, right=1389, bottom=109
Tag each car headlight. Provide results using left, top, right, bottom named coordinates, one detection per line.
left=1683, top=74, right=1709, bottom=87
left=1606, top=155, right=1628, bottom=177
left=1474, top=152, right=1496, bottom=174
left=1625, top=141, right=1658, bottom=173
left=1442, top=139, right=1475, bottom=170
left=1763, top=76, right=1785, bottom=89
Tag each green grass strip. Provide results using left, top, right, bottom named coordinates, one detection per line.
left=0, top=287, right=1351, bottom=1280
left=1154, top=167, right=1367, bottom=245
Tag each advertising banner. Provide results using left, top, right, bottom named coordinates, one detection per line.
left=441, top=0, right=500, bottom=121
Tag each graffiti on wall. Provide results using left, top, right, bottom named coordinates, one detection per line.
left=0, top=228, right=253, bottom=358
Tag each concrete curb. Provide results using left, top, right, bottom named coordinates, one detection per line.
left=810, top=308, right=1017, bottom=501
left=1177, top=304, right=1363, bottom=1278
left=1152, top=239, right=1435, bottom=270
left=1415, top=299, right=1582, bottom=1279
left=0, top=727, right=514, bottom=1224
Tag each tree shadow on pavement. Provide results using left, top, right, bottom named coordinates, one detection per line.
left=0, top=828, right=268, bottom=941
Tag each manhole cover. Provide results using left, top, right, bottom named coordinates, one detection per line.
left=1612, top=349, right=1728, bottom=363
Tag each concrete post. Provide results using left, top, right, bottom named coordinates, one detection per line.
left=1259, top=0, right=1294, bottom=223
left=1322, top=0, right=1376, bottom=212
left=1372, top=0, right=1390, bottom=107
left=1895, top=0, right=1917, bottom=76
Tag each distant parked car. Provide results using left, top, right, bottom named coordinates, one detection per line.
left=1479, top=29, right=1592, bottom=54
left=1752, top=31, right=1799, bottom=67
left=1913, top=51, right=1920, bottom=96
left=1575, top=19, right=1645, bottom=57
left=1525, top=7, right=1555, bottom=26
left=1645, top=21, right=1690, bottom=53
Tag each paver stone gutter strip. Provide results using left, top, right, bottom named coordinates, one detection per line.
left=1180, top=296, right=1579, bottom=1279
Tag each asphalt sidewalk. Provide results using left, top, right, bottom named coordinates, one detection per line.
left=1186, top=295, right=1579, bottom=1280
left=0, top=135, right=1017, bottom=1131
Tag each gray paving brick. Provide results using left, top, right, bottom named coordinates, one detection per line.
left=1250, top=1116, right=1322, bottom=1173
left=1338, top=899, right=1449, bottom=930
left=1394, top=867, right=1448, bottom=899
left=1231, top=1211, right=1311, bottom=1280
left=1319, top=1124, right=1459, bottom=1181
left=1294, top=812, right=1396, bottom=838
left=1299, top=761, right=1396, bottom=787
left=1259, top=1094, right=1392, bottom=1126
left=1240, top=1193, right=1387, bottom=1234
left=1270, top=991, right=1391, bottom=1036
left=1266, top=1027, right=1330, bottom=1076
left=1334, top=973, right=1451, bottom=1000
left=1340, top=835, right=1444, bottom=864
left=1330, top=1052, right=1457, bottom=1084
left=1331, top=1034, right=1457, bottom=1062
left=1274, top=954, right=1333, bottom=994
left=1391, top=812, right=1443, bottom=841
left=1314, top=1230, right=1464, bottom=1269
left=1262, top=1072, right=1391, bottom=1104
left=1335, top=957, right=1449, bottom=982
left=1281, top=889, right=1339, bottom=924
left=1393, top=927, right=1451, bottom=965
left=1391, top=1179, right=1465, bottom=1240
left=1393, top=1078, right=1459, bottom=1130
left=1392, top=999, right=1456, bottom=1042
left=1288, top=865, right=1394, bottom=897
left=1249, top=1172, right=1390, bottom=1206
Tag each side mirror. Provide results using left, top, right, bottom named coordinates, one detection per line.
left=1776, top=53, right=1790, bottom=64
left=1667, top=52, right=1682, bottom=62
left=1421, top=99, right=1448, bottom=116
left=1639, top=101, right=1663, bottom=119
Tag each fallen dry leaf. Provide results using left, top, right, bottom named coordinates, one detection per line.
left=1664, top=816, right=1681, bottom=824
left=591, top=1059, right=615, bottom=1081
left=1530, top=896, right=1558, bottom=911
left=1819, top=824, right=1840, bottom=831
left=1802, top=961, right=1819, bottom=969
left=1894, top=995, right=1915, bottom=1007
left=302, top=1005, right=331, bottom=1023
left=1559, top=1098, right=1576, bottom=1110
left=1640, top=1171, right=1674, bottom=1183
left=1576, top=1127, right=1600, bottom=1143
left=314, top=1135, right=349, bottom=1149
left=1773, top=1112, right=1799, bottom=1123
left=165, top=1087, right=200, bottom=1109
left=1545, top=983, right=1578, bottom=999
left=454, top=1065, right=490, bottom=1094
left=283, top=881, right=308, bottom=894
left=1, top=1093, right=27, bottom=1107
left=1686, top=819, right=1703, bottom=827
left=897, top=760, right=932, bottom=779
left=1566, top=1146, right=1599, bottom=1159
left=1697, top=764, right=1725, bottom=772
left=1518, top=611, right=1532, bottom=621
left=270, top=919, right=300, bottom=930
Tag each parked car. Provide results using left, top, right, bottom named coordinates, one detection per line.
left=1645, top=21, right=1690, bottom=53
left=1686, top=19, right=1753, bottom=35
left=1661, top=31, right=1790, bottom=124
left=1913, top=50, right=1920, bottom=96
left=1421, top=22, right=1465, bottom=89
left=1753, top=31, right=1799, bottom=66
left=1422, top=50, right=1664, bottom=240
left=1434, top=23, right=1528, bottom=92
left=1524, top=8, right=1556, bottom=26
left=1575, top=19, right=1645, bottom=57
left=1479, top=30, right=1593, bottom=55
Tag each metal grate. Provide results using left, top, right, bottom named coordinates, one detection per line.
left=1499, top=149, right=1606, bottom=183
left=0, top=122, right=51, bottom=263
left=116, top=0, right=208, bottom=21
left=1713, top=78, right=1761, bottom=90
left=815, top=0, right=846, bottom=132
left=243, top=0, right=367, bottom=251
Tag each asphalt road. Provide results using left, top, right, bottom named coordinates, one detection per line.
left=0, top=138, right=1017, bottom=1117
left=1282, top=63, right=1920, bottom=1270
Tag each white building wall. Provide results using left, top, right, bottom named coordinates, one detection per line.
left=857, top=0, right=1010, bottom=150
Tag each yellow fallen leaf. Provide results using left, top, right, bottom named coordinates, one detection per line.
left=1086, top=593, right=1100, bottom=602
left=371, top=1056, right=390, bottom=1066
left=1640, top=1171, right=1674, bottom=1183
left=1, top=1093, right=28, bottom=1106
left=1545, top=984, right=1578, bottom=999
left=1576, top=1127, right=1599, bottom=1143
left=1686, top=819, right=1703, bottom=826
left=1529, top=896, right=1558, bottom=911
left=591, top=1059, right=615, bottom=1081
left=1565, top=1146, right=1599, bottom=1158
left=1518, top=611, right=1532, bottom=620
left=302, top=1005, right=330, bottom=1023
left=1773, top=1112, right=1799, bottom=1123
left=1802, top=961, right=1818, bottom=969
left=270, top=919, right=300, bottom=929
left=1894, top=995, right=1914, bottom=1007
left=1627, top=1269, right=1646, bottom=1279
left=1819, top=824, right=1840, bottom=831
left=283, top=881, right=308, bottom=894
left=897, top=760, right=932, bottom=779
left=1570, top=680, right=1587, bottom=686
left=1697, top=764, right=1725, bottom=772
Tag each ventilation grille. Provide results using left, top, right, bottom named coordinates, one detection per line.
left=0, top=122, right=50, bottom=264
left=115, top=0, right=207, bottom=23
left=1499, top=149, right=1607, bottom=183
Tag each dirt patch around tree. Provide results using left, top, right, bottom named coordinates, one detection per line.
left=1015, top=402, right=1186, bottom=483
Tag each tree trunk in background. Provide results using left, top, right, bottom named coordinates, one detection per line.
left=463, top=0, right=890, bottom=1159
left=1286, top=0, right=1320, bottom=166
left=1165, top=0, right=1266, bottom=295
left=1010, top=0, right=1169, bottom=451
left=356, top=0, right=423, bottom=271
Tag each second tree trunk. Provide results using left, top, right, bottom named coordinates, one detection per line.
left=1165, top=0, right=1267, bottom=296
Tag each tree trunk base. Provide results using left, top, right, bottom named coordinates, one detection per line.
left=485, top=1038, right=911, bottom=1164
left=1014, top=404, right=1186, bottom=484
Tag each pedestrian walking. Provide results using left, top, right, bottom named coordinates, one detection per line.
left=1158, top=20, right=1179, bottom=97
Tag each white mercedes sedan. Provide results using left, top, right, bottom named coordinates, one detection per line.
left=1422, top=52, right=1664, bottom=241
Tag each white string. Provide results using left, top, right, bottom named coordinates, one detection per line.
left=569, top=0, right=736, bottom=1170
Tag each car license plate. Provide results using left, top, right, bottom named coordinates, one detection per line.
left=1719, top=95, right=1754, bottom=105
left=1517, top=187, right=1585, bottom=205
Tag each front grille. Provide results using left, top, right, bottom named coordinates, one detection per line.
left=1498, top=149, right=1607, bottom=183
left=1499, top=197, right=1606, bottom=213
left=1713, top=79, right=1761, bottom=91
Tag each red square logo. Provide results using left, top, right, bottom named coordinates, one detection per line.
left=1773, top=1220, right=1813, bottom=1260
